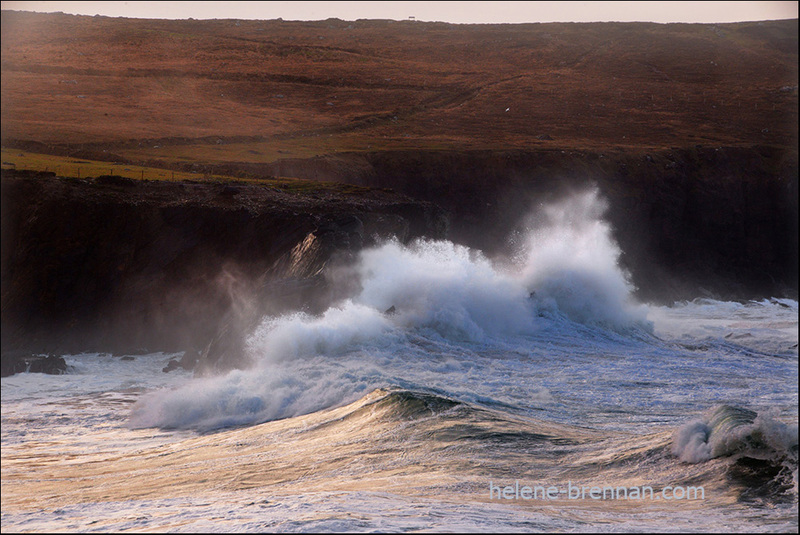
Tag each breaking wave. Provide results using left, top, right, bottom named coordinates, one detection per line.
left=672, top=404, right=798, bottom=465
left=128, top=188, right=652, bottom=431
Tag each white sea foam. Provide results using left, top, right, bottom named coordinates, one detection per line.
left=649, top=297, right=799, bottom=357
left=354, top=238, right=539, bottom=342
left=128, top=359, right=374, bottom=430
left=251, top=186, right=650, bottom=362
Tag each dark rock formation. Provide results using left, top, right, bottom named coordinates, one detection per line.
left=1, top=170, right=447, bottom=372
left=1, top=352, right=67, bottom=377
left=162, top=358, right=182, bottom=373
left=28, top=354, right=68, bottom=374
left=1, top=351, right=28, bottom=377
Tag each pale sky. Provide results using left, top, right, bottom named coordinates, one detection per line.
left=1, top=1, right=797, bottom=24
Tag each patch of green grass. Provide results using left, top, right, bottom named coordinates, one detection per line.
left=0, top=148, right=379, bottom=196
left=1, top=148, right=225, bottom=182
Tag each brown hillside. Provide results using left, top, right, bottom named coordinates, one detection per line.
left=1, top=11, right=797, bottom=161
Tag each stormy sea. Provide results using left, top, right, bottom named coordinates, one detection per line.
left=2, top=190, right=797, bottom=532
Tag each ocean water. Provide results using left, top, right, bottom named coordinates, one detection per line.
left=2, top=189, right=797, bottom=532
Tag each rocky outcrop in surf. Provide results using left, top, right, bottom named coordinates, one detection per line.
left=0, top=352, right=67, bottom=377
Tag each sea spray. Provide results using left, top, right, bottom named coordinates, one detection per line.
left=514, top=187, right=650, bottom=330
left=129, top=189, right=652, bottom=430
left=353, top=238, right=535, bottom=341
left=127, top=357, right=379, bottom=430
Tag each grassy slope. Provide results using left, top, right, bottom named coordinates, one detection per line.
left=1, top=11, right=797, bottom=175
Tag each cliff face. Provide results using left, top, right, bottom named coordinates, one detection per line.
left=3, top=142, right=795, bottom=372
left=0, top=170, right=447, bottom=365
left=228, top=145, right=797, bottom=302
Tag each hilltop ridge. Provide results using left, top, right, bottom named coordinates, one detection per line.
left=2, top=11, right=797, bottom=154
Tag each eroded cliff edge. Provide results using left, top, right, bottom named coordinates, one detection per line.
left=0, top=170, right=447, bottom=370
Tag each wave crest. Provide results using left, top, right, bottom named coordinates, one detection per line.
left=672, top=405, right=798, bottom=464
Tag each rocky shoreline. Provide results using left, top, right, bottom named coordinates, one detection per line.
left=1, top=141, right=797, bottom=376
left=1, top=169, right=447, bottom=374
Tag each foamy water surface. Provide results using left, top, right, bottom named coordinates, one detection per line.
left=2, top=189, right=796, bottom=532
